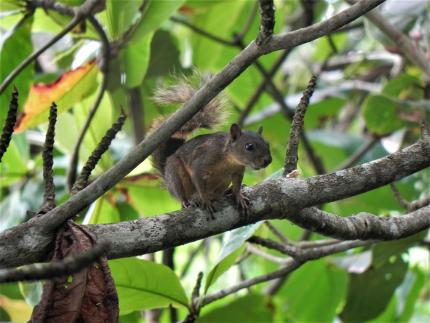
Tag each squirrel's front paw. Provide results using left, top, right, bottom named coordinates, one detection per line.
left=235, top=192, right=250, bottom=216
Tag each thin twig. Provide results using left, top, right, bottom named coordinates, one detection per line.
left=238, top=49, right=292, bottom=126
left=337, top=136, right=380, bottom=170
left=247, top=245, right=287, bottom=264
left=0, top=88, right=18, bottom=162
left=264, top=221, right=289, bottom=243
left=170, top=16, right=235, bottom=47
left=180, top=240, right=205, bottom=279
left=71, top=111, right=126, bottom=194
left=256, top=0, right=275, bottom=45
left=182, top=272, right=204, bottom=323
left=0, top=242, right=109, bottom=283
left=284, top=75, right=317, bottom=175
left=408, top=196, right=430, bottom=211
left=232, top=1, right=259, bottom=43
left=390, top=183, right=430, bottom=212
left=390, top=183, right=411, bottom=210
left=40, top=103, right=57, bottom=214
left=67, top=15, right=110, bottom=190
left=202, top=259, right=300, bottom=306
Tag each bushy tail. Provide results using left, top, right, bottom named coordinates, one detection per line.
left=151, top=74, right=228, bottom=175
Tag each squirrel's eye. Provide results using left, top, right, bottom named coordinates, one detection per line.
left=245, top=143, right=254, bottom=151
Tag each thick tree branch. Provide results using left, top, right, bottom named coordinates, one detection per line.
left=1, top=136, right=427, bottom=268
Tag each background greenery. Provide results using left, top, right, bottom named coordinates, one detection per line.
left=1, top=0, right=429, bottom=322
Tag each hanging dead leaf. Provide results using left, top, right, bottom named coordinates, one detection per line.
left=31, top=221, right=118, bottom=323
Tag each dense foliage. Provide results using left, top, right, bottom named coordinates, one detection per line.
left=0, top=0, right=429, bottom=322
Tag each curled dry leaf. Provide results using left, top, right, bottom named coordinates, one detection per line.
left=31, top=221, right=118, bottom=323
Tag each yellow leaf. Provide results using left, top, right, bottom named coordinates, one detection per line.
left=0, top=295, right=32, bottom=323
left=16, top=60, right=98, bottom=131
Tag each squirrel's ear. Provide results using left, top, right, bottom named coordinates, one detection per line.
left=230, top=123, right=242, bottom=141
left=257, top=126, right=263, bottom=135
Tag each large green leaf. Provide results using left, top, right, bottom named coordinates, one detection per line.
left=0, top=15, right=34, bottom=126
left=198, top=294, right=273, bottom=322
left=0, top=134, right=29, bottom=187
left=105, top=0, right=142, bottom=39
left=279, top=260, right=348, bottom=322
left=146, top=30, right=182, bottom=79
left=131, top=0, right=186, bottom=41
left=84, top=196, right=120, bottom=224
left=110, top=258, right=189, bottom=315
left=362, top=95, right=407, bottom=135
left=121, top=31, right=154, bottom=88
left=372, top=232, right=426, bottom=268
left=204, top=223, right=261, bottom=293
left=340, top=257, right=408, bottom=322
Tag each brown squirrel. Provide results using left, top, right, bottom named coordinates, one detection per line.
left=151, top=76, right=272, bottom=216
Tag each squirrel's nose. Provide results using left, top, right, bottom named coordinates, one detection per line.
left=263, top=156, right=272, bottom=167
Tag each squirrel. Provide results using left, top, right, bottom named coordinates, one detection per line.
left=151, top=75, right=272, bottom=216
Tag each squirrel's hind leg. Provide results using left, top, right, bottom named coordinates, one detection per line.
left=164, top=156, right=195, bottom=208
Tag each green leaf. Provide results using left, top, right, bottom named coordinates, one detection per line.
left=362, top=95, right=407, bottom=135
left=0, top=15, right=34, bottom=126
left=146, top=30, right=182, bottom=79
left=105, top=0, right=142, bottom=39
left=279, top=260, right=348, bottom=322
left=372, top=232, right=426, bottom=268
left=198, top=294, right=273, bottom=322
left=397, top=267, right=427, bottom=322
left=109, top=257, right=189, bottom=315
left=119, top=311, right=144, bottom=323
left=304, top=97, right=345, bottom=129
left=18, top=281, right=42, bottom=307
left=0, top=134, right=29, bottom=187
left=125, top=183, right=180, bottom=216
left=122, top=31, right=154, bottom=88
left=382, top=74, right=421, bottom=98
left=340, top=256, right=408, bottom=322
left=204, top=223, right=261, bottom=293
left=84, top=197, right=120, bottom=224
left=131, top=0, right=186, bottom=41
